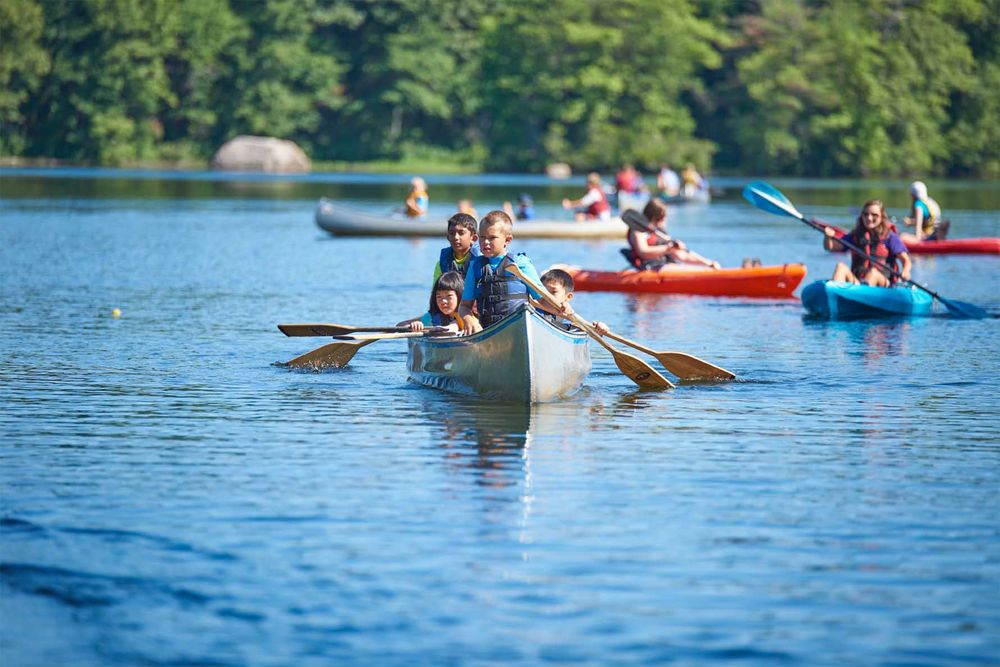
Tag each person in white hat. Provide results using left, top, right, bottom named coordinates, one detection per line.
left=901, top=180, right=946, bottom=243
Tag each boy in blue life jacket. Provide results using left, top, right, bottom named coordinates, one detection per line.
left=459, top=210, right=563, bottom=334
left=433, top=213, right=480, bottom=285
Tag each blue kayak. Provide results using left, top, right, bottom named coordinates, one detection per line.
left=801, top=280, right=934, bottom=319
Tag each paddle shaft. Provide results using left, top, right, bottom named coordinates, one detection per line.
left=284, top=330, right=444, bottom=369
left=744, top=182, right=987, bottom=319
left=279, top=324, right=449, bottom=337
left=505, top=265, right=674, bottom=389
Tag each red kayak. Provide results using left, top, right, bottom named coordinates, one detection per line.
left=822, top=222, right=999, bottom=256
left=905, top=237, right=1000, bottom=255
left=563, top=263, right=807, bottom=298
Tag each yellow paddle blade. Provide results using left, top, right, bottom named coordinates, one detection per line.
left=610, top=349, right=675, bottom=390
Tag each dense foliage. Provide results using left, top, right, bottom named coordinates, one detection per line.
left=1, top=0, right=997, bottom=175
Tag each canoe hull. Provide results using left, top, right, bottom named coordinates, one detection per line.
left=407, top=305, right=591, bottom=402
left=316, top=199, right=628, bottom=239
left=564, top=264, right=807, bottom=298
left=801, top=280, right=934, bottom=319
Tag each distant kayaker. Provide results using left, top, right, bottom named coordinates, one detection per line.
left=405, top=177, right=429, bottom=218
left=823, top=199, right=912, bottom=286
left=397, top=271, right=466, bottom=333
left=900, top=181, right=948, bottom=243
left=657, top=163, right=681, bottom=198
left=562, top=172, right=612, bottom=221
left=625, top=199, right=720, bottom=271
left=681, top=163, right=707, bottom=197
left=433, top=213, right=481, bottom=285
left=536, top=268, right=609, bottom=334
left=459, top=210, right=552, bottom=334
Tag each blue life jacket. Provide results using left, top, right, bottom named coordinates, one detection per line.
left=429, top=311, right=455, bottom=327
left=473, top=254, right=529, bottom=328
left=438, top=245, right=481, bottom=278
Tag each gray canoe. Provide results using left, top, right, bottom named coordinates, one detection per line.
left=407, top=304, right=591, bottom=402
left=315, top=199, right=628, bottom=239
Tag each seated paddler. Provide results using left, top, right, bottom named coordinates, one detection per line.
left=823, top=199, right=912, bottom=287
left=397, top=271, right=465, bottom=333
left=458, top=210, right=560, bottom=335
left=535, top=268, right=610, bottom=334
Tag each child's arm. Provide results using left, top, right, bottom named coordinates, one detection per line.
left=458, top=300, right=482, bottom=334
left=396, top=313, right=429, bottom=332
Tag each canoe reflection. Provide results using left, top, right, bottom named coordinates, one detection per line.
left=421, top=396, right=598, bottom=491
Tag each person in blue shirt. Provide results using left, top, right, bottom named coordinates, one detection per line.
left=458, top=210, right=561, bottom=334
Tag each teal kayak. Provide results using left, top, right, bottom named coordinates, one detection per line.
left=801, top=280, right=934, bottom=319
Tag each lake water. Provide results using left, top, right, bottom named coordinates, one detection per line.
left=1, top=168, right=999, bottom=666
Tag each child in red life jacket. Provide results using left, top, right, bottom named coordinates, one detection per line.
left=823, top=199, right=912, bottom=287
left=562, top=172, right=611, bottom=221
left=397, top=271, right=466, bottom=333
left=626, top=199, right=720, bottom=271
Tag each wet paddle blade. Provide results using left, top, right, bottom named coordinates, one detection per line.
left=742, top=182, right=804, bottom=220
left=284, top=340, right=371, bottom=369
left=655, top=352, right=735, bottom=381
left=609, top=348, right=675, bottom=390
left=938, top=296, right=989, bottom=320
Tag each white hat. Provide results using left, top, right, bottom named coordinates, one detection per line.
left=910, top=181, right=927, bottom=198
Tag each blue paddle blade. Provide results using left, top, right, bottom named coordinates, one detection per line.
left=742, top=181, right=803, bottom=220
left=937, top=296, right=989, bottom=320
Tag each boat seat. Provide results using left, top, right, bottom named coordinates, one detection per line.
left=620, top=248, right=639, bottom=268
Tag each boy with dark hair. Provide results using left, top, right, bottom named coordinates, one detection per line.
left=433, top=213, right=480, bottom=284
left=536, top=268, right=608, bottom=334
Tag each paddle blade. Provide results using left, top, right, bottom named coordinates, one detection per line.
left=655, top=352, right=735, bottom=381
left=610, top=349, right=675, bottom=390
left=621, top=209, right=650, bottom=232
left=742, top=181, right=804, bottom=220
left=283, top=340, right=371, bottom=369
left=938, top=296, right=989, bottom=320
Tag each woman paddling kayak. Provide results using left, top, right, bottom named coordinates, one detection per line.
left=624, top=199, right=720, bottom=270
left=823, top=199, right=912, bottom=286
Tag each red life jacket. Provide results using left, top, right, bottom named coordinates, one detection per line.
left=586, top=187, right=610, bottom=218
left=849, top=229, right=899, bottom=284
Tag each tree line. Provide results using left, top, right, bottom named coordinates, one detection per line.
left=1, top=0, right=997, bottom=177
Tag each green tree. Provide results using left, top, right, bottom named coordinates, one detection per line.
left=731, top=0, right=977, bottom=176
left=0, top=0, right=50, bottom=154
left=479, top=0, right=723, bottom=172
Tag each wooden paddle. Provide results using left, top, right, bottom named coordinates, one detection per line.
left=278, top=323, right=447, bottom=337
left=742, top=181, right=988, bottom=320
left=505, top=264, right=674, bottom=390
left=282, top=331, right=434, bottom=370
left=602, top=330, right=735, bottom=381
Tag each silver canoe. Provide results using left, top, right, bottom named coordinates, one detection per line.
left=315, top=198, right=628, bottom=239
left=407, top=304, right=591, bottom=402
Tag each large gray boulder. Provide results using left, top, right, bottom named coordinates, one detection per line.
left=211, top=135, right=311, bottom=173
